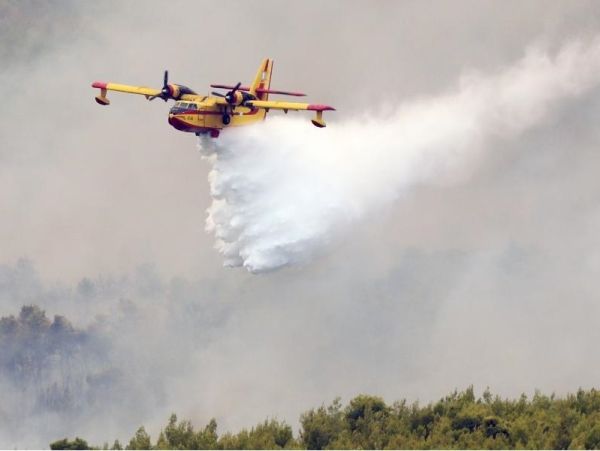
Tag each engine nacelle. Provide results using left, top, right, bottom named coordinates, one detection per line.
left=229, top=90, right=244, bottom=106
left=225, top=90, right=256, bottom=106
left=167, top=84, right=181, bottom=99
left=166, top=84, right=197, bottom=100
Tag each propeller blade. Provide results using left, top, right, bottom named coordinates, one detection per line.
left=222, top=82, right=242, bottom=105
left=147, top=70, right=170, bottom=102
left=212, top=91, right=226, bottom=97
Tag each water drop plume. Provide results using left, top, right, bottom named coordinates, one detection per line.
left=200, top=37, right=600, bottom=272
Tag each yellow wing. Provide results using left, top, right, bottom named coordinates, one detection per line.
left=92, top=81, right=162, bottom=104
left=247, top=100, right=334, bottom=111
left=246, top=100, right=335, bottom=127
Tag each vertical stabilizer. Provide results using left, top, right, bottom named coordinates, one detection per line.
left=250, top=59, right=273, bottom=101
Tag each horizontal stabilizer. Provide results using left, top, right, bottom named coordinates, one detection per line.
left=257, top=89, right=306, bottom=97
left=211, top=84, right=306, bottom=97
left=210, top=84, right=251, bottom=91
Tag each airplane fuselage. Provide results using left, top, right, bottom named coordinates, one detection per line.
left=167, top=95, right=266, bottom=138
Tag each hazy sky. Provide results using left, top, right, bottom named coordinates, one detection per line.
left=2, top=0, right=600, bottom=447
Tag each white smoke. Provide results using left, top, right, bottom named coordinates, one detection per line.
left=200, top=37, right=600, bottom=273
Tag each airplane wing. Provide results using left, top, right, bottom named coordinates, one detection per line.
left=246, top=100, right=334, bottom=112
left=92, top=81, right=160, bottom=97
left=92, top=81, right=161, bottom=105
left=245, top=100, right=335, bottom=127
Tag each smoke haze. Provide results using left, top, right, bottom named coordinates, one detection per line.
left=2, top=0, right=600, bottom=448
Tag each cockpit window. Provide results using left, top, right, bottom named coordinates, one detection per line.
left=169, top=102, right=199, bottom=114
left=172, top=102, right=197, bottom=110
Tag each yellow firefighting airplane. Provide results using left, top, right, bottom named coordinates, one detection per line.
left=92, top=58, right=335, bottom=138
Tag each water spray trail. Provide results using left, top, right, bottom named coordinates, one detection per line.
left=200, top=37, right=600, bottom=273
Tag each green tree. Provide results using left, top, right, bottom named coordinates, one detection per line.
left=343, top=395, right=391, bottom=449
left=50, top=437, right=90, bottom=450
left=218, top=419, right=296, bottom=449
left=300, top=398, right=344, bottom=449
left=126, top=427, right=151, bottom=450
left=194, top=419, right=218, bottom=449
left=49, top=388, right=600, bottom=450
left=584, top=425, right=600, bottom=449
left=161, top=414, right=196, bottom=449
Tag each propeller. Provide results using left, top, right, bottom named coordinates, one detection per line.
left=212, top=82, right=243, bottom=105
left=225, top=82, right=242, bottom=104
left=149, top=70, right=171, bottom=101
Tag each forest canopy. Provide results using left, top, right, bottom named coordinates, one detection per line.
left=50, top=387, right=600, bottom=449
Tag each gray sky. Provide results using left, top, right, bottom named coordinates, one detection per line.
left=2, top=0, right=600, bottom=447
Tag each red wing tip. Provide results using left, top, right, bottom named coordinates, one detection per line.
left=92, top=81, right=107, bottom=89
left=307, top=104, right=336, bottom=111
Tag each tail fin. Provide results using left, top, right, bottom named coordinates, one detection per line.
left=250, top=58, right=273, bottom=101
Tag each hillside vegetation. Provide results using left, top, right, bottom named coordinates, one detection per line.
left=50, top=387, right=600, bottom=449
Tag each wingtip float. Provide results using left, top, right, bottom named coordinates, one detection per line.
left=91, top=59, right=335, bottom=138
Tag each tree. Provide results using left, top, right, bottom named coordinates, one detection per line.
left=194, top=419, right=218, bottom=449
left=343, top=395, right=391, bottom=449
left=300, top=398, right=344, bottom=449
left=126, top=427, right=151, bottom=450
left=585, top=425, right=600, bottom=449
left=50, top=388, right=600, bottom=450
left=218, top=419, right=296, bottom=449
left=161, top=413, right=196, bottom=449
left=50, top=437, right=90, bottom=450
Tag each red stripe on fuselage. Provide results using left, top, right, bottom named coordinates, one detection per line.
left=177, top=110, right=222, bottom=115
left=175, top=108, right=259, bottom=116
left=168, top=115, right=221, bottom=134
